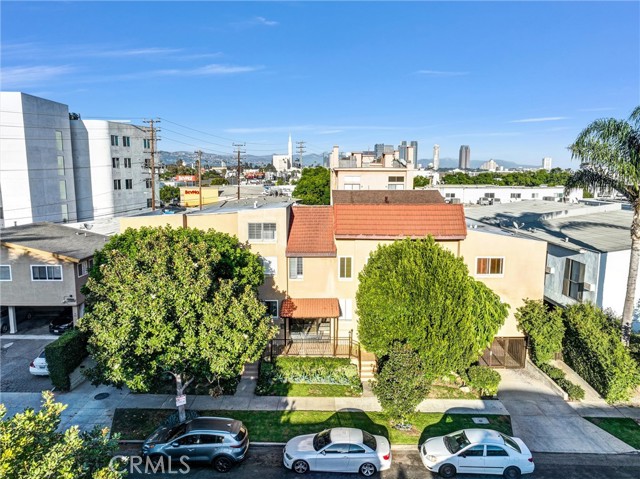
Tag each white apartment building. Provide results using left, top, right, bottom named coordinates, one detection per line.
left=427, top=185, right=583, bottom=204
left=0, top=92, right=79, bottom=227
left=71, top=120, right=158, bottom=221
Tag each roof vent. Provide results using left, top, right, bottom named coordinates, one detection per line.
left=384, top=196, right=389, bottom=203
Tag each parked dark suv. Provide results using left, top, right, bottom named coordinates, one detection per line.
left=49, top=312, right=74, bottom=335
left=142, top=417, right=249, bottom=472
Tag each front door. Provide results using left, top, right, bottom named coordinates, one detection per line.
left=457, top=445, right=485, bottom=473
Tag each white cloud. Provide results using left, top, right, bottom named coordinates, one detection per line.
left=231, top=16, right=279, bottom=28
left=416, top=70, right=469, bottom=77
left=155, top=64, right=263, bottom=76
left=510, top=117, right=569, bottom=123
left=254, top=16, right=279, bottom=26
left=0, top=65, right=74, bottom=88
left=97, top=47, right=183, bottom=57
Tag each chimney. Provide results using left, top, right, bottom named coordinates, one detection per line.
left=384, top=196, right=389, bottom=204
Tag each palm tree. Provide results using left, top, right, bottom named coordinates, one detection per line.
left=566, top=106, right=640, bottom=345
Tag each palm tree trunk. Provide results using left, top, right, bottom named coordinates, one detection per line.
left=622, top=202, right=640, bottom=346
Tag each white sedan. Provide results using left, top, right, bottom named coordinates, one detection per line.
left=29, top=350, right=49, bottom=376
left=283, top=427, right=391, bottom=476
left=420, top=429, right=534, bottom=479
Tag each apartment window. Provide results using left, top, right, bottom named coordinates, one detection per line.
left=59, top=180, right=67, bottom=200
left=61, top=204, right=69, bottom=222
left=55, top=130, right=63, bottom=150
left=484, top=193, right=495, bottom=199
left=0, top=265, right=12, bottom=281
left=344, top=184, right=361, bottom=190
left=445, top=193, right=456, bottom=198
left=144, top=158, right=151, bottom=168
left=125, top=179, right=133, bottom=189
left=510, top=193, right=522, bottom=199
left=339, top=299, right=353, bottom=321
left=114, top=179, right=121, bottom=190
left=143, top=138, right=151, bottom=149
left=476, top=257, right=504, bottom=276
left=78, top=258, right=94, bottom=277
left=263, top=300, right=278, bottom=318
left=248, top=223, right=276, bottom=241
left=339, top=257, right=353, bottom=279
left=260, top=256, right=277, bottom=276
left=531, top=193, right=539, bottom=199
left=122, top=136, right=131, bottom=147
left=123, top=158, right=131, bottom=168
left=563, top=259, right=585, bottom=301
left=289, top=257, right=304, bottom=279
left=112, top=157, right=120, bottom=168
left=145, top=179, right=152, bottom=188
left=57, top=156, right=65, bottom=175
left=111, top=135, right=119, bottom=146
left=147, top=198, right=153, bottom=207
left=388, top=184, right=405, bottom=190
left=388, top=176, right=404, bottom=183
left=31, top=265, right=62, bottom=281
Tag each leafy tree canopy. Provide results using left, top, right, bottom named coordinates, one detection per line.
left=81, top=226, right=277, bottom=396
left=515, top=299, right=565, bottom=364
left=442, top=168, right=571, bottom=187
left=0, top=392, right=123, bottom=479
left=160, top=185, right=180, bottom=204
left=292, top=166, right=330, bottom=205
left=356, top=237, right=507, bottom=376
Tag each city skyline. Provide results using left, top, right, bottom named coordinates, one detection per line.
left=1, top=1, right=638, bottom=168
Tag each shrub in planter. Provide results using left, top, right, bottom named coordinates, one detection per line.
left=538, top=363, right=566, bottom=381
left=516, top=299, right=565, bottom=364
left=556, top=378, right=585, bottom=401
left=44, top=329, right=88, bottom=391
left=466, top=366, right=500, bottom=397
left=271, top=357, right=361, bottom=388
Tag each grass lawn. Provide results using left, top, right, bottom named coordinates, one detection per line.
left=258, top=382, right=362, bottom=397
left=427, top=384, right=481, bottom=400
left=112, top=408, right=512, bottom=445
left=585, top=417, right=640, bottom=449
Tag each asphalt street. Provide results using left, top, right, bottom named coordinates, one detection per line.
left=122, top=446, right=640, bottom=478
left=0, top=338, right=55, bottom=392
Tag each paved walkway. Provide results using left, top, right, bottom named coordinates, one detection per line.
left=497, top=368, right=637, bottom=454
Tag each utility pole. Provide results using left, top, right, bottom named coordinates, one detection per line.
left=233, top=143, right=246, bottom=200
left=143, top=118, right=161, bottom=211
left=195, top=150, right=203, bottom=210
left=296, top=140, right=306, bottom=168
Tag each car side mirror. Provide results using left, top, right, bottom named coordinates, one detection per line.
left=459, top=453, right=466, bottom=458
left=320, top=450, right=326, bottom=456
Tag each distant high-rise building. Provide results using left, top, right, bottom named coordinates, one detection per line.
left=374, top=143, right=393, bottom=159
left=399, top=140, right=418, bottom=166
left=433, top=144, right=440, bottom=170
left=459, top=145, right=471, bottom=169
left=542, top=157, right=552, bottom=170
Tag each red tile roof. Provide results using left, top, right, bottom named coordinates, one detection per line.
left=286, top=206, right=337, bottom=257
left=334, top=204, right=467, bottom=240
left=280, top=298, right=340, bottom=318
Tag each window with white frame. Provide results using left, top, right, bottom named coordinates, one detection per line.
left=563, top=258, right=585, bottom=301
left=143, top=138, right=151, bottom=149
left=531, top=193, right=539, bottom=199
left=55, top=130, right=63, bottom=151
left=339, top=257, right=353, bottom=279
left=484, top=193, right=495, bottom=199
left=57, top=156, right=65, bottom=175
left=248, top=223, right=276, bottom=241
left=510, top=193, right=521, bottom=199
left=59, top=180, right=67, bottom=200
left=122, top=136, right=131, bottom=147
left=31, top=265, right=62, bottom=281
left=344, top=184, right=361, bottom=190
left=146, top=179, right=152, bottom=188
left=445, top=193, right=456, bottom=198
left=125, top=179, right=133, bottom=189
left=61, top=204, right=69, bottom=222
left=123, top=158, right=131, bottom=168
left=111, top=135, right=119, bottom=146
left=260, top=256, right=277, bottom=276
left=289, top=257, right=303, bottom=279
left=112, top=157, right=120, bottom=168
left=339, top=299, right=353, bottom=321
left=78, top=258, right=94, bottom=277
left=263, top=300, right=278, bottom=318
left=0, top=265, right=11, bottom=281
left=476, top=257, right=504, bottom=276
left=114, top=179, right=121, bottom=190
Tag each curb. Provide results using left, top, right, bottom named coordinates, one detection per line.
left=119, top=440, right=419, bottom=451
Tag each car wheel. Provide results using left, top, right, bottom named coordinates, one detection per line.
left=439, top=463, right=457, bottom=478
left=503, top=466, right=521, bottom=479
left=292, top=459, right=309, bottom=474
left=212, top=455, right=234, bottom=473
left=1, top=323, right=8, bottom=334
left=359, top=462, right=377, bottom=477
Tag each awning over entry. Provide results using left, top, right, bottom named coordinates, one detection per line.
left=280, top=298, right=340, bottom=319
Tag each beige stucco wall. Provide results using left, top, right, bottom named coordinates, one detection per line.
left=120, top=214, right=184, bottom=231
left=459, top=230, right=547, bottom=337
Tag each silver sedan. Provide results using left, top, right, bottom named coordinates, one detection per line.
left=283, top=427, right=391, bottom=476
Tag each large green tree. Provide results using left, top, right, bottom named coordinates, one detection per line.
left=566, top=106, right=640, bottom=345
left=357, top=237, right=508, bottom=376
left=0, top=392, right=123, bottom=479
left=159, top=185, right=180, bottom=204
left=80, top=226, right=277, bottom=422
left=292, top=166, right=330, bottom=205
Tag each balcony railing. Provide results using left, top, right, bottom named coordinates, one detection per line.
left=263, top=336, right=361, bottom=371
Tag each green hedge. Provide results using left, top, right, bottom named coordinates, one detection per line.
left=466, top=366, right=500, bottom=397
left=556, top=378, right=585, bottom=401
left=260, top=357, right=361, bottom=388
left=515, top=299, right=565, bottom=364
left=44, top=329, right=88, bottom=391
left=563, top=303, right=640, bottom=403
left=538, top=363, right=566, bottom=381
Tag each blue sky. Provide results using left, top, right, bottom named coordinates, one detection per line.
left=2, top=1, right=638, bottom=167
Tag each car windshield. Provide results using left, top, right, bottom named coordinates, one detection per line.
left=500, top=434, right=521, bottom=453
left=313, top=429, right=333, bottom=451
left=362, top=431, right=377, bottom=451
left=444, top=431, right=470, bottom=454
left=165, top=424, right=187, bottom=443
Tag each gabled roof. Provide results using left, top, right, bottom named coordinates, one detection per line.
left=280, top=298, right=340, bottom=318
left=1, top=222, right=108, bottom=261
left=286, top=206, right=337, bottom=257
left=334, top=204, right=467, bottom=240
left=332, top=190, right=445, bottom=205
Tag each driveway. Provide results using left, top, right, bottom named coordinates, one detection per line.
left=498, top=368, right=636, bottom=453
left=0, top=338, right=55, bottom=392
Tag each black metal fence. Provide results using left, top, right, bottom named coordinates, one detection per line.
left=479, top=337, right=527, bottom=368
left=263, top=336, right=362, bottom=372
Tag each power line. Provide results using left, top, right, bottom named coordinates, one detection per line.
left=233, top=143, right=246, bottom=200
left=143, top=118, right=160, bottom=211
